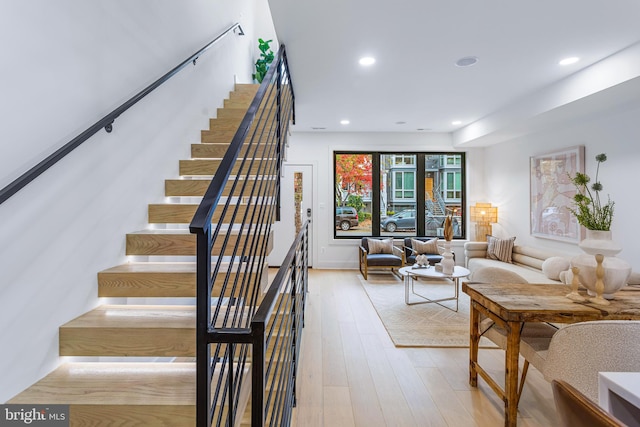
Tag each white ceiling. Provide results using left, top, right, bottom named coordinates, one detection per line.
left=267, top=0, right=640, bottom=144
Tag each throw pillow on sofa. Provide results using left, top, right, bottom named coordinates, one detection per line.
left=411, top=238, right=440, bottom=254
left=486, top=235, right=516, bottom=263
left=367, top=238, right=394, bottom=254
left=542, top=257, right=571, bottom=281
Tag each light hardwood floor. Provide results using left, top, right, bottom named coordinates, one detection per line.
left=291, top=269, right=559, bottom=427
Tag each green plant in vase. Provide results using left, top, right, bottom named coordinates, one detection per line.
left=568, top=153, right=614, bottom=231
left=253, top=38, right=274, bottom=83
left=567, top=153, right=629, bottom=302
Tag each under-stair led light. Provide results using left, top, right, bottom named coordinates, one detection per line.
left=559, top=57, right=580, bottom=66
left=359, top=57, right=375, bottom=66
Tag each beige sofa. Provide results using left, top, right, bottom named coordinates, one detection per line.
left=464, top=241, right=569, bottom=284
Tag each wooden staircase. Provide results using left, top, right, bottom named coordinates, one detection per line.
left=8, top=84, right=273, bottom=426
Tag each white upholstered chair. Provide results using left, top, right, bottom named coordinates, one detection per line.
left=484, top=319, right=640, bottom=405
left=542, top=320, right=640, bottom=402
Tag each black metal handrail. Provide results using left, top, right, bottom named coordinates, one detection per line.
left=250, top=221, right=308, bottom=426
left=0, top=22, right=244, bottom=205
left=190, top=45, right=299, bottom=426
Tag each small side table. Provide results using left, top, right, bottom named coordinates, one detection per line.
left=399, top=265, right=470, bottom=312
left=599, top=371, right=640, bottom=426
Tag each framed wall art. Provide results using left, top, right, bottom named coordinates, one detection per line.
left=530, top=145, right=584, bottom=242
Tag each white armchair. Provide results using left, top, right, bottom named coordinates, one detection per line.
left=481, top=318, right=640, bottom=405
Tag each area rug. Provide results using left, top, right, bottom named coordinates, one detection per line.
left=359, top=273, right=497, bottom=348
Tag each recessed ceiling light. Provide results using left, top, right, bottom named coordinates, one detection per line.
left=395, top=121, right=406, bottom=125
left=455, top=56, right=479, bottom=67
left=417, top=128, right=432, bottom=132
left=359, top=57, right=375, bottom=66
left=340, top=120, right=350, bottom=125
left=559, top=57, right=580, bottom=66
left=451, top=120, right=462, bottom=125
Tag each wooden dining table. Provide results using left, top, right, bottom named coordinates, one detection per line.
left=462, top=282, right=640, bottom=427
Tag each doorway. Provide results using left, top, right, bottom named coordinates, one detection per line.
left=268, top=164, right=313, bottom=267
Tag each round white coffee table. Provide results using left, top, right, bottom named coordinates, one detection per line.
left=399, top=265, right=471, bottom=311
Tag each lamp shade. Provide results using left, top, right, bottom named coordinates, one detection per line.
left=470, top=202, right=498, bottom=224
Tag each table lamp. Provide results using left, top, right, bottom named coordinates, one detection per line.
left=470, top=202, right=498, bottom=241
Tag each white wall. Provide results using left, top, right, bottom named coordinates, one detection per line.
left=285, top=132, right=485, bottom=269
left=253, top=0, right=278, bottom=54
left=286, top=99, right=640, bottom=273
left=483, top=101, right=640, bottom=270
left=0, top=0, right=266, bottom=402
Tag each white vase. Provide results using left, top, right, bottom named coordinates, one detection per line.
left=571, top=230, right=631, bottom=299
left=578, top=230, right=622, bottom=256
left=441, top=241, right=455, bottom=275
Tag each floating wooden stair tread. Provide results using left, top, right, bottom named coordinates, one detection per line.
left=222, top=98, right=254, bottom=109
left=9, top=363, right=196, bottom=406
left=165, top=178, right=275, bottom=198
left=216, top=105, right=277, bottom=122
left=60, top=305, right=194, bottom=357
left=200, top=129, right=243, bottom=143
left=179, top=159, right=275, bottom=176
left=148, top=203, right=252, bottom=224
left=125, top=229, right=273, bottom=256
left=59, top=305, right=250, bottom=357
left=227, top=83, right=259, bottom=99
left=8, top=362, right=251, bottom=427
left=165, top=178, right=215, bottom=197
left=207, top=115, right=272, bottom=131
left=98, top=262, right=268, bottom=298
left=201, top=131, right=273, bottom=144
left=191, top=143, right=272, bottom=159
left=207, top=117, right=243, bottom=132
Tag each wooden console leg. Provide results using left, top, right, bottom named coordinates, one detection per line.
left=469, top=301, right=480, bottom=387
left=504, top=321, right=523, bottom=427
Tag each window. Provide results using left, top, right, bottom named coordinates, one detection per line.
left=393, top=155, right=415, bottom=166
left=444, top=171, right=462, bottom=199
left=334, top=153, right=373, bottom=236
left=334, top=151, right=466, bottom=239
left=441, top=155, right=461, bottom=166
left=394, top=171, right=415, bottom=199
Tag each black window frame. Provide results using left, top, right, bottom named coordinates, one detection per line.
left=334, top=151, right=466, bottom=239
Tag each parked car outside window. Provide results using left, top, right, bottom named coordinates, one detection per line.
left=335, top=207, right=359, bottom=230
left=380, top=209, right=416, bottom=232
left=380, top=210, right=457, bottom=235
